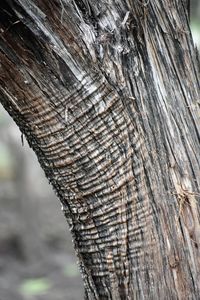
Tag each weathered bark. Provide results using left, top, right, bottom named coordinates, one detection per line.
left=0, top=0, right=200, bottom=299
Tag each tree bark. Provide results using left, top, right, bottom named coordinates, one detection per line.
left=0, top=0, right=200, bottom=299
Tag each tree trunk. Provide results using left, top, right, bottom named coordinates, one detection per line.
left=0, top=0, right=200, bottom=299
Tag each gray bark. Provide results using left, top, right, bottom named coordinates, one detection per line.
left=0, top=0, right=200, bottom=299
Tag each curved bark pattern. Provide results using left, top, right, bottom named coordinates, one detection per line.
left=0, top=1, right=200, bottom=299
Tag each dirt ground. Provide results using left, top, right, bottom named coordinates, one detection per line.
left=0, top=186, right=84, bottom=300
left=0, top=185, right=84, bottom=300
left=0, top=245, right=83, bottom=300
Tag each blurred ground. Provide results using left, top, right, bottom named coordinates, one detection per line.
left=0, top=5, right=199, bottom=300
left=0, top=107, right=83, bottom=300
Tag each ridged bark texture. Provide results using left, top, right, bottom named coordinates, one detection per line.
left=0, top=1, right=200, bottom=299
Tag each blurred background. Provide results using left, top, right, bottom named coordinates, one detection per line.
left=0, top=3, right=199, bottom=300
left=0, top=113, right=83, bottom=300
